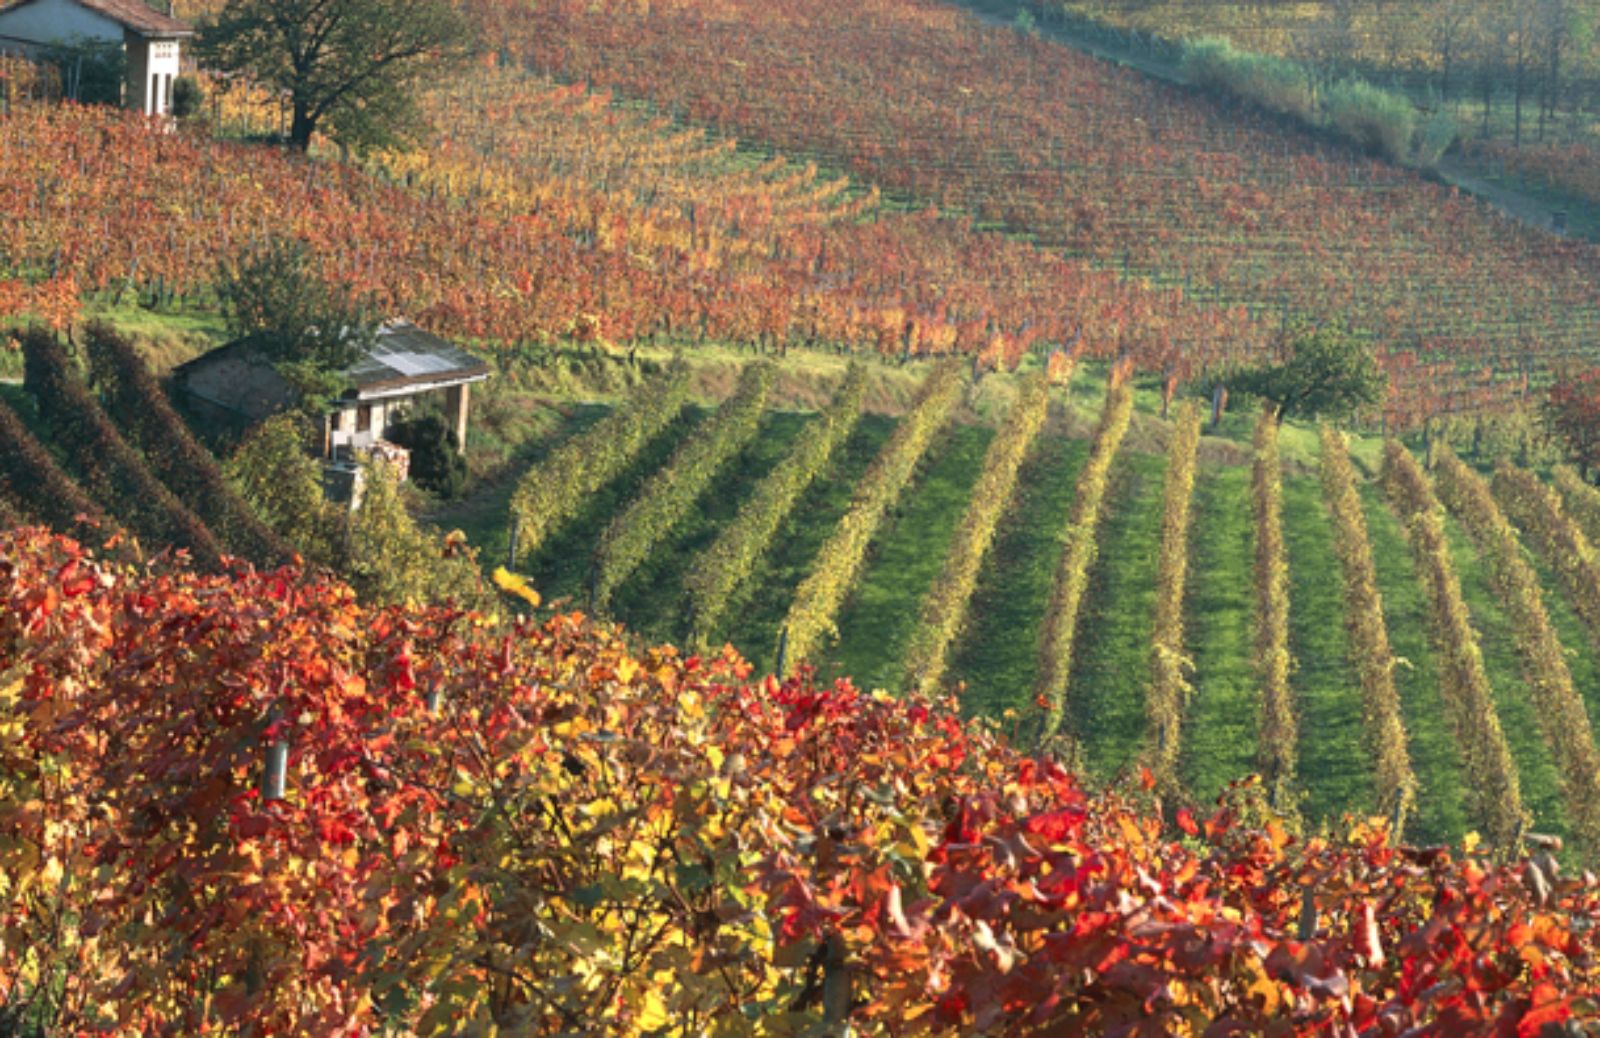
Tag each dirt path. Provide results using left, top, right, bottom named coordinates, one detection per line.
left=955, top=0, right=1573, bottom=240
left=1432, top=155, right=1565, bottom=231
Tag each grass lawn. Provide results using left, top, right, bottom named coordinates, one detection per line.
left=1359, top=485, right=1468, bottom=846
left=947, top=423, right=1089, bottom=725
left=1180, top=463, right=1259, bottom=804
left=828, top=422, right=995, bottom=690
left=1068, top=449, right=1165, bottom=783
left=1282, top=471, right=1374, bottom=826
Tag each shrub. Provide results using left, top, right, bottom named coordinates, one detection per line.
left=902, top=372, right=1052, bottom=696
left=1416, top=107, right=1458, bottom=168
left=782, top=358, right=965, bottom=670
left=1252, top=409, right=1296, bottom=808
left=509, top=362, right=690, bottom=562
left=1437, top=449, right=1600, bottom=854
left=38, top=38, right=124, bottom=107
left=388, top=412, right=467, bottom=499
left=1323, top=78, right=1416, bottom=164
left=225, top=413, right=348, bottom=572
left=82, top=320, right=292, bottom=563
left=1319, top=426, right=1415, bottom=832
left=347, top=457, right=484, bottom=607
left=21, top=326, right=223, bottom=567
left=592, top=361, right=775, bottom=610
left=686, top=363, right=868, bottom=649
left=1034, top=379, right=1134, bottom=745
left=1381, top=441, right=1525, bottom=848
left=1145, top=402, right=1201, bottom=791
left=6, top=529, right=1594, bottom=1032
left=171, top=75, right=204, bottom=119
left=0, top=395, right=106, bottom=533
left=1181, top=37, right=1314, bottom=122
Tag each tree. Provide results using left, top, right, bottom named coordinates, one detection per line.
left=198, top=0, right=467, bottom=152
left=39, top=38, right=125, bottom=107
left=215, top=236, right=375, bottom=406
left=1428, top=0, right=1476, bottom=108
left=1231, top=321, right=1387, bottom=423
left=1546, top=367, right=1600, bottom=478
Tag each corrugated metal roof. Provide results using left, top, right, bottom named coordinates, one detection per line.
left=343, top=321, right=489, bottom=394
left=175, top=319, right=489, bottom=415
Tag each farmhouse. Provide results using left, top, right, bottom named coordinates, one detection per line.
left=173, top=319, right=491, bottom=473
left=0, top=0, right=191, bottom=115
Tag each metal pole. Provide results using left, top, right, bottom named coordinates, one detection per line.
left=261, top=704, right=288, bottom=802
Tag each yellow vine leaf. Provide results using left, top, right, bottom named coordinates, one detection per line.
left=492, top=566, right=542, bottom=608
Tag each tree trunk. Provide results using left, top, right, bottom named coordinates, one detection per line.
left=1440, top=37, right=1453, bottom=106
left=1543, top=20, right=1563, bottom=143
left=1482, top=67, right=1494, bottom=137
left=289, top=100, right=316, bottom=151
left=1515, top=36, right=1528, bottom=147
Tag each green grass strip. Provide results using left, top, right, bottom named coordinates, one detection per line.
left=902, top=373, right=1052, bottom=696
left=1180, top=464, right=1258, bottom=804
left=830, top=422, right=995, bottom=689
left=1286, top=467, right=1374, bottom=827
left=1358, top=482, right=1468, bottom=846
left=685, top=364, right=868, bottom=650
left=1068, top=449, right=1165, bottom=781
left=781, top=358, right=965, bottom=671
left=593, top=362, right=775, bottom=610
left=948, top=434, right=1088, bottom=724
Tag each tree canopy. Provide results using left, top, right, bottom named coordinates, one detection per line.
left=1230, top=321, right=1387, bottom=422
left=1547, top=367, right=1600, bottom=477
left=199, top=0, right=468, bottom=152
left=215, top=236, right=376, bottom=405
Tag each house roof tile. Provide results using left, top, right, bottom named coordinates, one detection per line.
left=0, top=0, right=193, bottom=37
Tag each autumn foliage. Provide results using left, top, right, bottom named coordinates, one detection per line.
left=0, top=88, right=1239, bottom=376
left=5, top=526, right=1600, bottom=1030
left=503, top=0, right=1598, bottom=425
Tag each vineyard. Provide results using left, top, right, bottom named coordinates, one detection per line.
left=0, top=71, right=1244, bottom=374
left=495, top=0, right=1600, bottom=423
left=7, top=523, right=1600, bottom=1032
left=468, top=356, right=1600, bottom=863
left=5, top=12, right=1600, bottom=423
left=12, top=0, right=1600, bottom=1028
